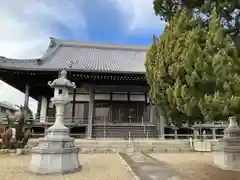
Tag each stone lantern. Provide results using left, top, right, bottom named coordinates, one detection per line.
left=28, top=70, right=80, bottom=174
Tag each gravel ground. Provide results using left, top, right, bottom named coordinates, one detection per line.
left=0, top=153, right=135, bottom=180
left=151, top=152, right=240, bottom=180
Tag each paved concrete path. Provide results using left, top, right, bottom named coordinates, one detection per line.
left=119, top=152, right=186, bottom=180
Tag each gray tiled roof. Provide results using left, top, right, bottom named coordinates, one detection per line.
left=0, top=38, right=149, bottom=74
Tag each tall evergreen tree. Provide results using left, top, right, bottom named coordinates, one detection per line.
left=168, top=7, right=240, bottom=122
left=146, top=6, right=240, bottom=124
left=145, top=9, right=201, bottom=126
left=198, top=7, right=240, bottom=120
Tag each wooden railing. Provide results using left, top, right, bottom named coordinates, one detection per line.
left=0, top=115, right=225, bottom=139
left=164, top=134, right=224, bottom=139
left=0, top=116, right=89, bottom=125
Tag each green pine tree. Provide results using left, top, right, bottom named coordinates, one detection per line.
left=171, top=6, right=240, bottom=122
left=198, top=7, right=240, bottom=121
left=146, top=6, right=240, bottom=125
left=145, top=9, right=199, bottom=126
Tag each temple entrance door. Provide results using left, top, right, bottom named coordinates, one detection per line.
left=112, top=103, right=125, bottom=123
left=129, top=104, right=137, bottom=123
left=119, top=106, right=129, bottom=123
left=94, top=102, right=111, bottom=124
left=111, top=102, right=140, bottom=123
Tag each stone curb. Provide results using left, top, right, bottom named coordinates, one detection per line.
left=117, top=153, right=140, bottom=180
left=0, top=148, right=30, bottom=155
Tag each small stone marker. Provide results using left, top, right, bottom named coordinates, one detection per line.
left=214, top=116, right=240, bottom=171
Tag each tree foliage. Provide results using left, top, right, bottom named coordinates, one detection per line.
left=153, top=0, right=240, bottom=46
left=146, top=9, right=201, bottom=126
left=145, top=7, right=240, bottom=124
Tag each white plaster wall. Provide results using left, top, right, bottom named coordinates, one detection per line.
left=68, top=94, right=90, bottom=101
left=130, top=94, right=145, bottom=101
left=112, top=93, right=128, bottom=101
left=40, top=96, right=47, bottom=123
left=95, top=94, right=110, bottom=100
left=68, top=92, right=148, bottom=102
left=75, top=87, right=88, bottom=93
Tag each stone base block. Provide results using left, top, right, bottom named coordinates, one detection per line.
left=28, top=147, right=80, bottom=174
left=194, top=141, right=212, bottom=152
left=214, top=151, right=240, bottom=171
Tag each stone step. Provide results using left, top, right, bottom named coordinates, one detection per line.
left=92, top=129, right=157, bottom=131
left=93, top=126, right=156, bottom=128
left=26, top=139, right=192, bottom=153
left=92, top=125, right=158, bottom=138
left=92, top=133, right=158, bottom=138
left=92, top=130, right=157, bottom=133
left=92, top=131, right=158, bottom=134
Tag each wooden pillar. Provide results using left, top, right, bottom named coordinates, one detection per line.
left=144, top=92, right=148, bottom=115
left=193, top=128, right=197, bottom=139
left=127, top=92, right=130, bottom=102
left=40, top=96, right=47, bottom=123
left=24, top=84, right=30, bottom=120
left=36, top=96, right=42, bottom=118
left=87, top=86, right=94, bottom=139
left=158, top=106, right=165, bottom=139
left=212, top=128, right=216, bottom=139
left=72, top=89, right=76, bottom=122
left=149, top=103, right=155, bottom=124
left=110, top=92, right=113, bottom=122
left=174, top=127, right=178, bottom=139
left=144, top=92, right=148, bottom=106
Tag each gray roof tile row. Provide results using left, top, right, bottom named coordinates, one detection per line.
left=0, top=38, right=149, bottom=74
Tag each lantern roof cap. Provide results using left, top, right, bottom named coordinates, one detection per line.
left=48, top=69, right=76, bottom=89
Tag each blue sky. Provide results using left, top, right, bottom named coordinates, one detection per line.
left=62, top=0, right=165, bottom=44
left=0, top=0, right=165, bottom=113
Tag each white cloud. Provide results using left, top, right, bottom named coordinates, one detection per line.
left=113, top=0, right=165, bottom=33
left=0, top=0, right=86, bottom=59
left=0, top=0, right=162, bottom=58
left=0, top=0, right=86, bottom=113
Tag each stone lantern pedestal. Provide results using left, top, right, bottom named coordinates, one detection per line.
left=28, top=70, right=80, bottom=174
left=214, top=116, right=240, bottom=171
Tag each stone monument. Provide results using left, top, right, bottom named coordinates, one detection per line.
left=214, top=116, right=240, bottom=171
left=28, top=70, right=80, bottom=174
